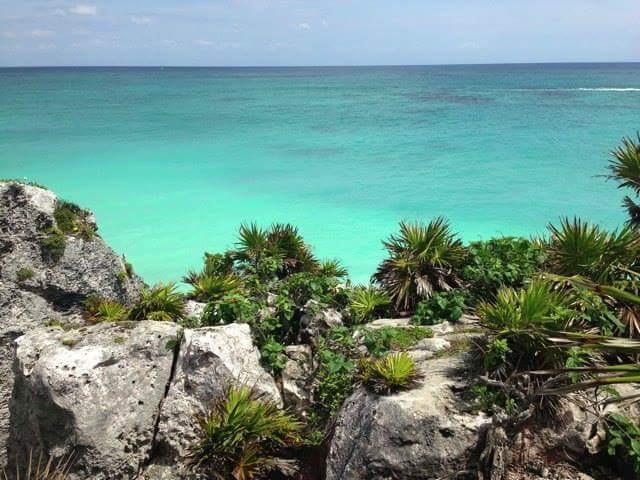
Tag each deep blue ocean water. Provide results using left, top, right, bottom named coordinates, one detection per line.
left=1, top=64, right=639, bottom=284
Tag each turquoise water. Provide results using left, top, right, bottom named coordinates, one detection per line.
left=1, top=64, right=639, bottom=284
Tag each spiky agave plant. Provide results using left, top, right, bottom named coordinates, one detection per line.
left=130, top=283, right=185, bottom=322
left=544, top=217, right=640, bottom=283
left=608, top=133, right=640, bottom=227
left=373, top=218, right=467, bottom=313
left=317, top=259, right=349, bottom=279
left=187, top=386, right=302, bottom=480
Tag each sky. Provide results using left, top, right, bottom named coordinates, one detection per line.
left=0, top=0, right=639, bottom=66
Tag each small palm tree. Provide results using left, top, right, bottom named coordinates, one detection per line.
left=608, top=133, right=640, bottom=226
left=373, top=218, right=466, bottom=313
left=187, top=386, right=301, bottom=479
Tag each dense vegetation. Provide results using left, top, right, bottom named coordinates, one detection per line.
left=42, top=133, right=640, bottom=479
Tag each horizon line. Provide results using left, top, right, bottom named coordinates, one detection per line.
left=1, top=61, right=640, bottom=69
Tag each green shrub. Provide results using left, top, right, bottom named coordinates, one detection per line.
left=187, top=386, right=302, bottom=479
left=462, top=237, right=545, bottom=301
left=16, top=267, right=35, bottom=282
left=469, top=384, right=517, bottom=415
left=411, top=290, right=466, bottom=325
left=130, top=283, right=185, bottom=322
left=202, top=293, right=258, bottom=326
left=312, top=348, right=356, bottom=417
left=359, top=352, right=423, bottom=395
left=40, top=228, right=66, bottom=263
left=373, top=218, right=466, bottom=312
left=605, top=413, right=640, bottom=475
left=361, top=326, right=433, bottom=357
left=348, top=286, right=390, bottom=324
left=53, top=200, right=96, bottom=240
left=260, top=338, right=287, bottom=374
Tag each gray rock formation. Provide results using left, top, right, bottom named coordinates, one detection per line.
left=282, top=344, right=313, bottom=414
left=0, top=181, right=144, bottom=465
left=326, top=354, right=490, bottom=480
left=7, top=320, right=279, bottom=479
left=299, top=301, right=343, bottom=344
left=8, top=321, right=180, bottom=479
left=153, top=323, right=281, bottom=464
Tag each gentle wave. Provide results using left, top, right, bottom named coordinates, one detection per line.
left=511, top=87, right=640, bottom=92
left=576, top=87, right=640, bottom=92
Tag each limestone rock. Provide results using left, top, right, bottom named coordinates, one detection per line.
left=282, top=345, right=313, bottom=413
left=183, top=300, right=206, bottom=322
left=8, top=321, right=180, bottom=479
left=326, top=355, right=489, bottom=480
left=0, top=181, right=144, bottom=466
left=153, top=323, right=281, bottom=463
left=299, top=301, right=343, bottom=343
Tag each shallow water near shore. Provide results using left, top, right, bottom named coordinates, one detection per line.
left=1, top=64, right=639, bottom=284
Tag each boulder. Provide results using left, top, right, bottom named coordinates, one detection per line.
left=282, top=345, right=313, bottom=414
left=152, top=323, right=281, bottom=464
left=299, top=301, right=343, bottom=344
left=183, top=300, right=206, bottom=322
left=326, top=354, right=489, bottom=480
left=0, top=181, right=144, bottom=466
left=8, top=321, right=181, bottom=479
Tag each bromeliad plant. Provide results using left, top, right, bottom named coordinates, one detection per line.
left=373, top=218, right=467, bottom=313
left=187, top=386, right=302, bottom=480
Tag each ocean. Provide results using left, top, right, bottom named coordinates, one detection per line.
left=1, top=64, right=639, bottom=284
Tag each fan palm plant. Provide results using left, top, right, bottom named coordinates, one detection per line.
left=188, top=275, right=243, bottom=303
left=608, top=133, right=640, bottom=227
left=477, top=280, right=573, bottom=383
left=234, top=223, right=318, bottom=278
left=130, top=283, right=185, bottom=322
left=544, top=217, right=640, bottom=283
left=187, top=386, right=301, bottom=479
left=373, top=218, right=467, bottom=312
left=348, top=285, right=391, bottom=324
left=359, top=352, right=423, bottom=395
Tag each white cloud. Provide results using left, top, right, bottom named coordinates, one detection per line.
left=69, top=5, right=97, bottom=16
left=30, top=29, right=55, bottom=38
left=131, top=16, right=152, bottom=25
left=195, top=39, right=213, bottom=46
left=71, top=38, right=105, bottom=48
left=2, top=32, right=16, bottom=39
left=36, top=43, right=56, bottom=50
left=52, top=9, right=67, bottom=17
left=297, top=22, right=311, bottom=30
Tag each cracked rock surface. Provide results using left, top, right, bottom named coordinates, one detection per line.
left=0, top=181, right=144, bottom=466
